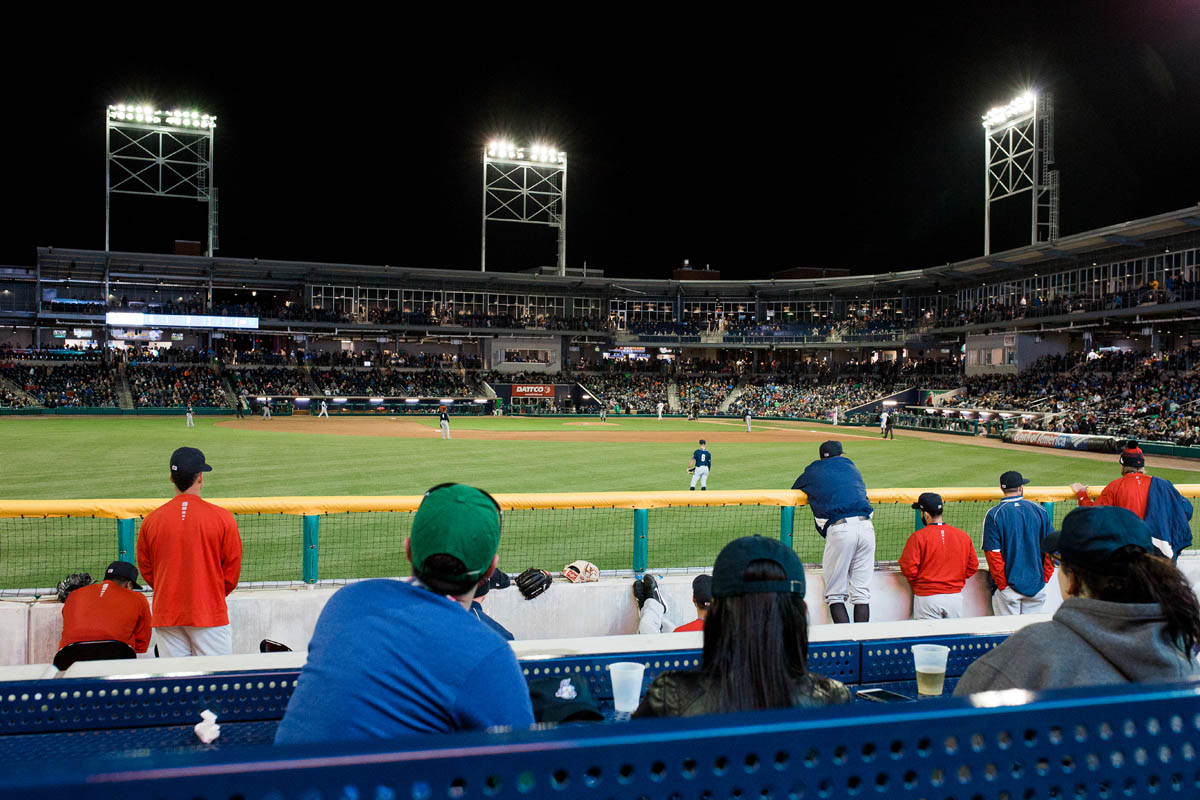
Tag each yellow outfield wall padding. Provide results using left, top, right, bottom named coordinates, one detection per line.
left=2, top=485, right=1199, bottom=518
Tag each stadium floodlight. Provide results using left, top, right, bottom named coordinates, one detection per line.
left=482, top=138, right=568, bottom=274
left=982, top=89, right=1058, bottom=255
left=106, top=101, right=218, bottom=257
left=981, top=91, right=1035, bottom=131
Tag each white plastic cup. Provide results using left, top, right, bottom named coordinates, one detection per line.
left=608, top=661, right=647, bottom=713
left=912, top=644, right=950, bottom=696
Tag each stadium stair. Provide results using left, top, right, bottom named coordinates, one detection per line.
left=114, top=364, right=134, bottom=410
left=845, top=385, right=916, bottom=417
left=667, top=378, right=680, bottom=412
left=301, top=366, right=320, bottom=395
left=0, top=374, right=41, bottom=407
left=717, top=377, right=745, bottom=413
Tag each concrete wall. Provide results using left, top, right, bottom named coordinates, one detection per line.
left=965, top=332, right=1070, bottom=377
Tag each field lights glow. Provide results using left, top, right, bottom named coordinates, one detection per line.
left=108, top=104, right=217, bottom=129
left=982, top=91, right=1035, bottom=129
left=486, top=139, right=565, bottom=163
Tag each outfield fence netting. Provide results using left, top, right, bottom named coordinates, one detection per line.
left=0, top=488, right=1193, bottom=595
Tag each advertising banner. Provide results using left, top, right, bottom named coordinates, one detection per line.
left=1004, top=429, right=1121, bottom=453
left=512, top=384, right=556, bottom=397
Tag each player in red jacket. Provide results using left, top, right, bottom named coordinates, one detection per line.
left=59, top=561, right=152, bottom=654
left=137, top=447, right=242, bottom=657
left=899, top=493, right=979, bottom=619
left=1071, top=442, right=1151, bottom=518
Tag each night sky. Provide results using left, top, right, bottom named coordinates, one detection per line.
left=7, top=2, right=1200, bottom=280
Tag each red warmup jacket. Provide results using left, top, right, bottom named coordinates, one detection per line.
left=137, top=494, right=243, bottom=628
left=899, top=523, right=979, bottom=596
left=1076, top=472, right=1150, bottom=519
left=674, top=617, right=705, bottom=632
left=59, top=580, right=152, bottom=653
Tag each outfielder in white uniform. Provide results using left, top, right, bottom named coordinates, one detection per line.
left=317, top=399, right=329, bottom=418
left=186, top=403, right=194, bottom=427
left=879, top=410, right=889, bottom=435
left=261, top=400, right=272, bottom=419
left=657, top=401, right=664, bottom=420
left=744, top=411, right=752, bottom=432
left=439, top=407, right=451, bottom=439
left=688, top=439, right=711, bottom=491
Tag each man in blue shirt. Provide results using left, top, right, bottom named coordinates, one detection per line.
left=983, top=471, right=1055, bottom=615
left=274, top=483, right=533, bottom=744
left=689, top=439, right=711, bottom=490
left=791, top=441, right=875, bottom=623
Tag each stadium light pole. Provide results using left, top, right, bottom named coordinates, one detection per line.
left=106, top=104, right=218, bottom=256
left=481, top=140, right=567, bottom=275
left=982, top=90, right=1058, bottom=255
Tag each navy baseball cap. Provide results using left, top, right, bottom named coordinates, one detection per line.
left=170, top=447, right=213, bottom=474
left=911, top=492, right=943, bottom=514
left=819, top=441, right=843, bottom=459
left=699, top=439, right=706, bottom=445
left=1042, top=506, right=1156, bottom=575
left=692, top=574, right=713, bottom=604
left=1000, top=471, right=1029, bottom=490
left=711, top=536, right=805, bottom=599
left=104, top=561, right=141, bottom=590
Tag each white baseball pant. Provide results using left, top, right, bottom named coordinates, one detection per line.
left=186, top=412, right=194, bottom=427
left=745, top=418, right=752, bottom=432
left=440, top=420, right=450, bottom=439
left=991, top=585, right=1047, bottom=616
left=690, top=465, right=709, bottom=489
left=912, top=593, right=964, bottom=620
left=637, top=597, right=676, bottom=634
left=821, top=516, right=876, bottom=606
left=154, top=624, right=233, bottom=657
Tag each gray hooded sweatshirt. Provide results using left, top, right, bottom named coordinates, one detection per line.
left=954, top=597, right=1200, bottom=695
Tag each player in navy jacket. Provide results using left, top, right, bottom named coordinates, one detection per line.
left=983, top=471, right=1054, bottom=615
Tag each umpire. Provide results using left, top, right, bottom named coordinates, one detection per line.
left=791, top=441, right=876, bottom=624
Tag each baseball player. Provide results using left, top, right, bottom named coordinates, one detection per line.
left=744, top=409, right=752, bottom=433
left=831, top=407, right=839, bottom=426
left=236, top=393, right=247, bottom=419
left=884, top=411, right=895, bottom=439
left=899, top=492, right=978, bottom=619
left=984, top=471, right=1054, bottom=615
left=791, top=441, right=875, bottom=623
left=688, top=439, right=711, bottom=491
left=186, top=403, right=194, bottom=428
left=878, top=410, right=889, bottom=437
left=599, top=400, right=607, bottom=423
left=317, top=399, right=329, bottom=419
left=439, top=406, right=451, bottom=439
left=261, top=399, right=273, bottom=420
left=657, top=401, right=664, bottom=420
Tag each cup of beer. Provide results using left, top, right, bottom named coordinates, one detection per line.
left=912, top=644, right=950, bottom=696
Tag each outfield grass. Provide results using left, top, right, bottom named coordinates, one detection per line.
left=1, top=415, right=1197, bottom=590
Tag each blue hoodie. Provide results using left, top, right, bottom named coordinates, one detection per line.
left=791, top=457, right=874, bottom=536
left=1144, top=476, right=1193, bottom=559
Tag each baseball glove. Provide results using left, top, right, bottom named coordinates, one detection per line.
left=56, top=572, right=94, bottom=602
left=687, top=467, right=695, bottom=474
left=562, top=560, right=599, bottom=583
left=516, top=568, right=553, bottom=599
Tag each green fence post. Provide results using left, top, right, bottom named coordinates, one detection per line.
left=1041, top=501, right=1056, bottom=526
left=915, top=508, right=924, bottom=532
left=633, top=509, right=649, bottom=576
left=779, top=506, right=795, bottom=548
left=116, top=519, right=136, bottom=564
left=303, top=515, right=320, bottom=584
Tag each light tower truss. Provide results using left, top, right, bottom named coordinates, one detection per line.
left=482, top=141, right=566, bottom=274
left=106, top=104, right=218, bottom=256
left=983, top=91, right=1059, bottom=255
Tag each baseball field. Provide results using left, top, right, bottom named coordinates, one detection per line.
left=2, top=414, right=1198, bottom=588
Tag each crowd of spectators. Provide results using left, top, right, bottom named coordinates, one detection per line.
left=731, top=375, right=890, bottom=419
left=0, top=363, right=119, bottom=408
left=0, top=387, right=33, bottom=407
left=312, top=368, right=479, bottom=397
left=227, top=367, right=310, bottom=397
left=585, top=374, right=668, bottom=414
left=128, top=365, right=228, bottom=408
left=678, top=376, right=738, bottom=414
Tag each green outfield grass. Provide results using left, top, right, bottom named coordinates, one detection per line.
left=1, top=415, right=1197, bottom=590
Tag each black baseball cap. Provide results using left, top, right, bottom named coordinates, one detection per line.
left=170, top=447, right=213, bottom=474
left=911, top=492, right=943, bottom=515
left=104, top=561, right=141, bottom=590
left=1042, top=506, right=1156, bottom=575
left=699, top=439, right=706, bottom=445
left=692, top=574, right=713, bottom=604
left=711, top=536, right=805, bottom=599
left=819, top=440, right=843, bottom=459
left=474, top=569, right=512, bottom=598
left=527, top=675, right=604, bottom=723
left=1000, top=471, right=1029, bottom=490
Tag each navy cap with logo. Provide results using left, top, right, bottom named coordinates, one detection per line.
left=711, top=536, right=805, bottom=599
left=819, top=440, right=843, bottom=459
left=1042, top=506, right=1156, bottom=575
left=170, top=447, right=213, bottom=474
left=911, top=492, right=943, bottom=515
left=1000, top=471, right=1029, bottom=490
left=104, top=560, right=142, bottom=590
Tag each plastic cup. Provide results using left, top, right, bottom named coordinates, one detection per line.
left=608, top=661, right=647, bottom=714
left=912, top=644, right=950, bottom=696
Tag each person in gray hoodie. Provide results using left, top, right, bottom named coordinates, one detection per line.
left=955, top=506, right=1200, bottom=695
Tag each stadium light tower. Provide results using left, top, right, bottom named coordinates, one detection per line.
left=982, top=90, right=1059, bottom=255
left=481, top=140, right=567, bottom=274
left=106, top=103, right=218, bottom=256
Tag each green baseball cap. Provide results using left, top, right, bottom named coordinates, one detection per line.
left=411, top=484, right=502, bottom=582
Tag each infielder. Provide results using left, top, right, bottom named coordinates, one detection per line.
left=791, top=441, right=875, bottom=623
left=439, top=406, right=451, bottom=439
left=186, top=403, right=194, bottom=428
left=878, top=410, right=889, bottom=436
left=261, top=399, right=273, bottom=420
left=744, top=410, right=752, bottom=432
left=657, top=401, right=664, bottom=420
left=831, top=407, right=838, bottom=426
left=599, top=401, right=607, bottom=423
left=688, top=439, right=711, bottom=491
left=317, top=399, right=329, bottom=418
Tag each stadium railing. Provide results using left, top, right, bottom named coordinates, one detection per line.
left=2, top=486, right=1196, bottom=595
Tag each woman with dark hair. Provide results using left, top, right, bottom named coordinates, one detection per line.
left=633, top=536, right=850, bottom=717
left=956, top=506, right=1200, bottom=694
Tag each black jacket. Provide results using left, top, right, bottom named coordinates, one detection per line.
left=632, top=670, right=850, bottom=718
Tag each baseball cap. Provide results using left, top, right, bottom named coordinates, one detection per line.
left=411, top=483, right=502, bottom=582
left=699, top=439, right=706, bottom=445
left=711, top=536, right=805, bottom=599
left=104, top=560, right=142, bottom=590
left=170, top=447, right=213, bottom=474
left=474, top=569, right=511, bottom=598
left=1000, top=471, right=1029, bottom=490
left=527, top=675, right=604, bottom=723
left=1042, top=506, right=1155, bottom=575
left=911, top=492, right=943, bottom=515
left=1120, top=441, right=1145, bottom=468
left=819, top=440, right=843, bottom=459
left=692, top=574, right=713, bottom=604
